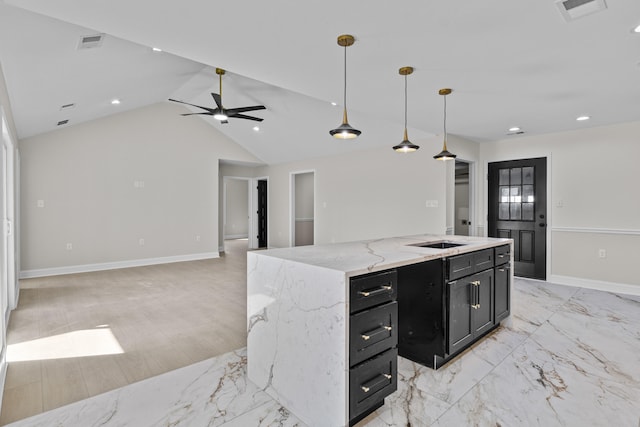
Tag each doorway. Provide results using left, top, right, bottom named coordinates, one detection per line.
left=488, top=157, right=547, bottom=280
left=256, top=179, right=268, bottom=248
left=290, top=171, right=314, bottom=247
left=454, top=160, right=471, bottom=236
left=223, top=177, right=250, bottom=241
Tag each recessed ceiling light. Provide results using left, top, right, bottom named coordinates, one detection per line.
left=331, top=102, right=337, bottom=106
left=576, top=115, right=590, bottom=121
left=634, top=24, right=640, bottom=33
left=111, top=99, right=121, bottom=105
left=253, top=126, right=260, bottom=132
left=152, top=47, right=163, bottom=52
left=508, top=127, right=521, bottom=132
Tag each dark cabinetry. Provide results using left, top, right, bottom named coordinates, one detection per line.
left=494, top=244, right=511, bottom=322
left=349, top=269, right=398, bottom=425
left=447, top=269, right=494, bottom=355
left=398, top=245, right=511, bottom=369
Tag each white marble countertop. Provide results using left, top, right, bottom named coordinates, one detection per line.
left=254, top=234, right=511, bottom=277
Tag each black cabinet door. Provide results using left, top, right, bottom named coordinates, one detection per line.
left=447, top=279, right=474, bottom=355
left=495, top=265, right=510, bottom=323
left=472, top=269, right=494, bottom=336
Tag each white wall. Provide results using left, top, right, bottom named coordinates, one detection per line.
left=261, top=135, right=472, bottom=248
left=19, top=102, right=261, bottom=276
left=294, top=172, right=314, bottom=246
left=480, top=121, right=640, bottom=290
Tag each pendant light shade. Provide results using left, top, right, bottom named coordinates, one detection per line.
left=434, top=88, right=457, bottom=161
left=393, top=66, right=420, bottom=153
left=330, top=35, right=361, bottom=139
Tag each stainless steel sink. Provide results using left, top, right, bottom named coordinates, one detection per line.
left=409, top=241, right=467, bottom=249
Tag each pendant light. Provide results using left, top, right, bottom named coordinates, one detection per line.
left=433, top=88, right=457, bottom=161
left=329, top=34, right=361, bottom=139
left=393, top=66, right=419, bottom=153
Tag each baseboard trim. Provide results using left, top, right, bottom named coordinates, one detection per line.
left=224, top=234, right=249, bottom=240
left=19, top=252, right=220, bottom=279
left=548, top=274, right=640, bottom=296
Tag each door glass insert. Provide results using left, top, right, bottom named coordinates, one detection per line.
left=499, top=167, right=535, bottom=221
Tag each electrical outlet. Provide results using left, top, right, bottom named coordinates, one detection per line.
left=426, top=200, right=439, bottom=208
left=598, top=249, right=606, bottom=258
left=196, top=235, right=201, bottom=242
left=139, top=238, right=145, bottom=246
left=66, top=243, right=72, bottom=250
left=37, top=200, right=45, bottom=208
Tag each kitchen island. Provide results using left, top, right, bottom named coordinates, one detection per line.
left=247, top=234, right=512, bottom=426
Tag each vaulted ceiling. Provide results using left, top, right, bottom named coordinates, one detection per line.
left=1, top=0, right=639, bottom=164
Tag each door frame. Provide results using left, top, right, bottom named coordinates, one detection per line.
left=289, top=169, right=315, bottom=247
left=483, top=153, right=552, bottom=280
left=448, top=158, right=476, bottom=236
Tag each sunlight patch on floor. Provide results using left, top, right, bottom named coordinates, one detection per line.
left=7, top=325, right=124, bottom=362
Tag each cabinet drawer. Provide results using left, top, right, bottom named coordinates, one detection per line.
left=350, top=270, right=397, bottom=314
left=447, top=249, right=494, bottom=281
left=494, top=245, right=510, bottom=266
left=350, top=348, right=398, bottom=421
left=350, top=301, right=398, bottom=367
left=447, top=253, right=474, bottom=281
left=474, top=248, right=494, bottom=272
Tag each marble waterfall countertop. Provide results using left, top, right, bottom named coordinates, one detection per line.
left=253, top=234, right=512, bottom=277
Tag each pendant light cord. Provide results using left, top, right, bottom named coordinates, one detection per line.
left=343, top=45, right=347, bottom=110
left=443, top=94, right=447, bottom=142
left=404, top=74, right=408, bottom=130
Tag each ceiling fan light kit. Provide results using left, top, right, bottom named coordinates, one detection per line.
left=330, top=34, right=361, bottom=139
left=433, top=88, right=457, bottom=161
left=169, top=67, right=265, bottom=124
left=393, top=66, right=420, bottom=153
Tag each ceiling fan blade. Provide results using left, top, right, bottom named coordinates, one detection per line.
left=168, top=98, right=216, bottom=113
left=180, top=112, right=213, bottom=116
left=226, top=105, right=266, bottom=114
left=211, top=93, right=223, bottom=109
left=230, top=113, right=264, bottom=122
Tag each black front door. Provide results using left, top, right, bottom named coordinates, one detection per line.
left=488, top=158, right=546, bottom=280
left=257, top=180, right=267, bottom=248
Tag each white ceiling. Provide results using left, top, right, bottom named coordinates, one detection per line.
left=1, top=0, right=639, bottom=164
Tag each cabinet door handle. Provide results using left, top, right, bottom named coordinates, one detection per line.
left=358, top=284, right=392, bottom=297
left=498, top=268, right=505, bottom=272
left=360, top=373, right=392, bottom=393
left=361, top=325, right=392, bottom=341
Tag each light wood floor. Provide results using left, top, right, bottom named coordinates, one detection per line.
left=0, top=239, right=249, bottom=425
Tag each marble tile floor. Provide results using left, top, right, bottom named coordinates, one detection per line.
left=5, top=279, right=640, bottom=427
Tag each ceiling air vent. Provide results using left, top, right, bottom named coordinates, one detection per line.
left=77, top=33, right=105, bottom=50
left=57, top=119, right=69, bottom=126
left=60, top=103, right=75, bottom=111
left=556, top=0, right=607, bottom=22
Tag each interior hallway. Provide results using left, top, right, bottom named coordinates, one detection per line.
left=0, top=239, right=249, bottom=425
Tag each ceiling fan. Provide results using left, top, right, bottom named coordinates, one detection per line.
left=169, top=68, right=266, bottom=124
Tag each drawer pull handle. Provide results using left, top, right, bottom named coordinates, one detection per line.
left=361, top=325, right=393, bottom=341
left=498, top=268, right=505, bottom=272
left=360, top=373, right=393, bottom=393
left=358, top=284, right=392, bottom=297
left=471, top=280, right=480, bottom=286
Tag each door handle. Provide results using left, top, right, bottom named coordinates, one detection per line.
left=538, top=223, right=546, bottom=227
